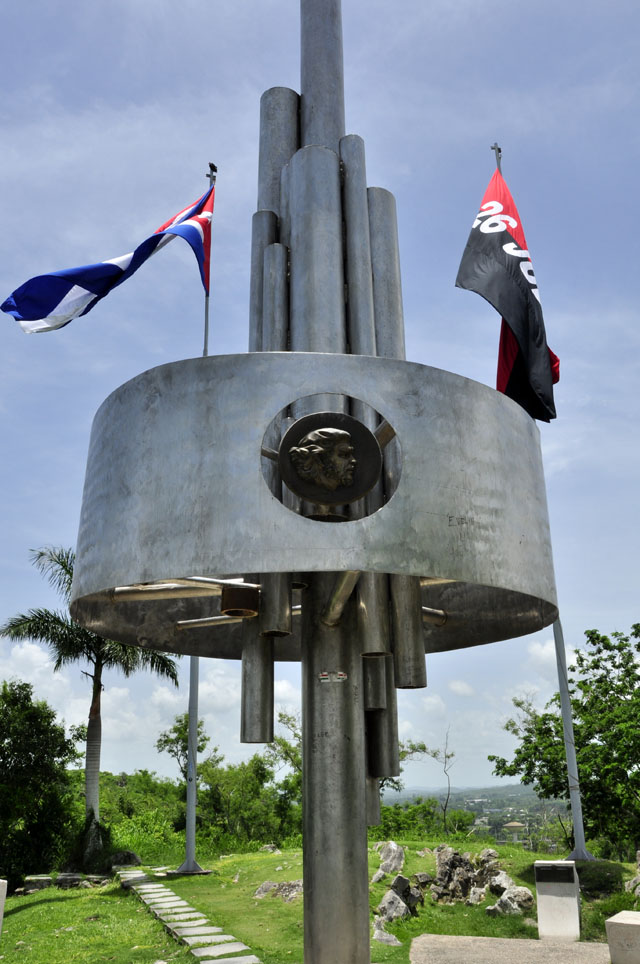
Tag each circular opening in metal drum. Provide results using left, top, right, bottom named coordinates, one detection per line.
left=261, top=393, right=400, bottom=521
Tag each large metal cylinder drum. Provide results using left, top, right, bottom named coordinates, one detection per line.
left=70, top=351, right=557, bottom=655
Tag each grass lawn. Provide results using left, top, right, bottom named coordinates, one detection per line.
left=165, top=839, right=635, bottom=963
left=0, top=882, right=192, bottom=964
left=1, top=841, right=635, bottom=964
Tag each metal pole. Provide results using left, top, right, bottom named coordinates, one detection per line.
left=491, top=142, right=502, bottom=173
left=300, top=0, right=345, bottom=151
left=203, top=163, right=217, bottom=358
left=258, top=87, right=300, bottom=214
left=301, top=572, right=370, bottom=964
left=241, top=619, right=275, bottom=743
left=553, top=619, right=594, bottom=860
left=368, top=187, right=426, bottom=689
left=176, top=655, right=204, bottom=873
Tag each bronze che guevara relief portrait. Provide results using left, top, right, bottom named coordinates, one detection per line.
left=289, top=427, right=356, bottom=491
left=278, top=410, right=383, bottom=507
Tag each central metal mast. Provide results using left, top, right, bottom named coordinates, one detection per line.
left=248, top=2, right=422, bottom=959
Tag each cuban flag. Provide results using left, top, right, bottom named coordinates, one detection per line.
left=1, top=183, right=215, bottom=333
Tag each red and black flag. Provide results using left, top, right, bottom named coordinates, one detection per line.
left=455, top=169, right=559, bottom=421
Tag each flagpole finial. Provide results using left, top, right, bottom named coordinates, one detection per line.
left=207, top=162, right=217, bottom=187
left=490, top=143, right=502, bottom=173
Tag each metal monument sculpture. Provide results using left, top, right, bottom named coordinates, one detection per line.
left=70, top=1, right=558, bottom=960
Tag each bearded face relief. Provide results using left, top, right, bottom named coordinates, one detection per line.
left=289, top=428, right=356, bottom=492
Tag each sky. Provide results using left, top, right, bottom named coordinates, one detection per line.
left=1, top=0, right=638, bottom=791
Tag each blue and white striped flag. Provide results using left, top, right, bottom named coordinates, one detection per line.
left=2, top=183, right=215, bottom=333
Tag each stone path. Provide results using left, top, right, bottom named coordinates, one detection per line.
left=117, top=868, right=261, bottom=964
left=410, top=933, right=611, bottom=964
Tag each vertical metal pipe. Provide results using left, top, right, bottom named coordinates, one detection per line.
left=259, top=571, right=292, bottom=638
left=356, top=570, right=390, bottom=654
left=340, top=135, right=376, bottom=357
left=240, top=619, right=274, bottom=743
left=289, top=145, right=346, bottom=416
left=368, top=187, right=405, bottom=360
left=340, top=135, right=376, bottom=364
left=262, top=243, right=289, bottom=352
left=553, top=619, right=593, bottom=860
left=300, top=0, right=345, bottom=152
left=366, top=653, right=400, bottom=778
left=301, top=572, right=370, bottom=964
left=366, top=775, right=382, bottom=827
left=279, top=162, right=292, bottom=248
left=369, top=186, right=426, bottom=688
left=258, top=87, right=300, bottom=214
left=389, top=576, right=426, bottom=688
left=363, top=653, right=387, bottom=710
left=249, top=210, right=278, bottom=352
left=176, top=656, right=204, bottom=873
left=289, top=146, right=346, bottom=355
left=340, top=135, right=386, bottom=529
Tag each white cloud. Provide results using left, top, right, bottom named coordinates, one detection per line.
left=199, top=659, right=242, bottom=714
left=421, top=693, right=447, bottom=717
left=448, top=679, right=475, bottom=697
left=150, top=684, right=184, bottom=712
left=0, top=640, right=73, bottom=707
left=274, top=677, right=302, bottom=710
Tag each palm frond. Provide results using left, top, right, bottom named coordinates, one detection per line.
left=138, top=648, right=181, bottom=686
left=0, top=608, right=97, bottom=669
left=100, top=640, right=180, bottom=685
left=30, top=546, right=75, bottom=602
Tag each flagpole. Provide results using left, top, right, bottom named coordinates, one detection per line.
left=203, top=162, right=217, bottom=358
left=490, top=142, right=502, bottom=173
left=553, top=618, right=594, bottom=860
left=174, top=161, right=219, bottom=876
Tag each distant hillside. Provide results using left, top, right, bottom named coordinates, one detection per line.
left=383, top=783, right=563, bottom=809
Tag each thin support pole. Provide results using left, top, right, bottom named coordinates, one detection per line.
left=203, top=294, right=210, bottom=358
left=553, top=618, right=594, bottom=861
left=491, top=142, right=502, bottom=173
left=203, top=162, right=217, bottom=358
left=176, top=655, right=205, bottom=873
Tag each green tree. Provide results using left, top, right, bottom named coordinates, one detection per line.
left=0, top=680, right=80, bottom=887
left=489, top=624, right=640, bottom=859
left=0, top=547, right=180, bottom=825
left=155, top=712, right=214, bottom=781
left=199, top=752, right=281, bottom=842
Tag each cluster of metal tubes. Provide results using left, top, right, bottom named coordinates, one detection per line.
left=242, top=0, right=428, bottom=703
left=239, top=3, right=428, bottom=960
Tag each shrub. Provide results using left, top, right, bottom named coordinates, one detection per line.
left=576, top=859, right=625, bottom=896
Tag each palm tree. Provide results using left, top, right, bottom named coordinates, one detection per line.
left=1, top=546, right=180, bottom=823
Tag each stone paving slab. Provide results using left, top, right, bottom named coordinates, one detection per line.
left=197, top=958, right=261, bottom=964
left=152, top=902, right=196, bottom=914
left=190, top=943, right=250, bottom=958
left=158, top=911, right=207, bottom=922
left=182, top=934, right=236, bottom=947
left=150, top=902, right=193, bottom=911
left=144, top=896, right=181, bottom=904
left=172, top=925, right=222, bottom=937
left=410, top=934, right=611, bottom=964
